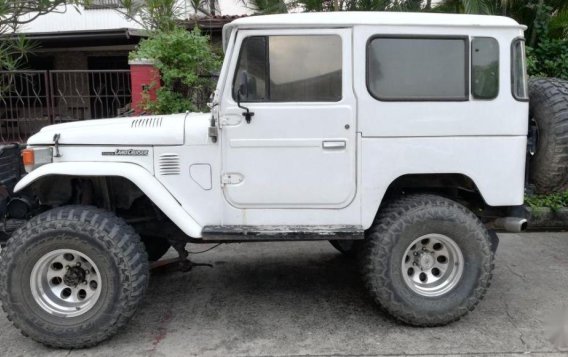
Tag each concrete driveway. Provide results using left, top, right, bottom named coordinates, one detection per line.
left=1, top=232, right=568, bottom=357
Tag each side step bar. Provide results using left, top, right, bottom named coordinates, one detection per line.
left=201, top=225, right=365, bottom=242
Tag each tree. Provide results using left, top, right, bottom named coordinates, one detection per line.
left=0, top=0, right=82, bottom=69
left=129, top=27, right=221, bottom=113
left=122, top=0, right=221, bottom=113
left=241, top=0, right=430, bottom=12
left=240, top=0, right=288, bottom=14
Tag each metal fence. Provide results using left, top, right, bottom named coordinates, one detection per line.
left=0, top=70, right=131, bottom=143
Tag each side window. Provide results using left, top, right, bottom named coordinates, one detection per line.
left=471, top=37, right=499, bottom=99
left=367, top=37, right=468, bottom=101
left=233, top=35, right=342, bottom=102
left=511, top=38, right=529, bottom=101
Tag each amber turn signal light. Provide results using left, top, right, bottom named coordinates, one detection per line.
left=22, top=148, right=35, bottom=167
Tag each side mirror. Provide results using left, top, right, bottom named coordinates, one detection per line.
left=235, top=71, right=254, bottom=124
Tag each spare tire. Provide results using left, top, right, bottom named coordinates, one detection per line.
left=528, top=77, right=568, bottom=194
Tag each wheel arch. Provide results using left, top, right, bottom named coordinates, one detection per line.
left=15, top=162, right=203, bottom=238
left=383, top=173, right=488, bottom=206
left=364, top=173, right=492, bottom=228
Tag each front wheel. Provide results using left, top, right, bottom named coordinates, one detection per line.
left=361, top=194, right=494, bottom=326
left=0, top=206, right=149, bottom=348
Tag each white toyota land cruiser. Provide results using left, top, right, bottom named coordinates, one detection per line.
left=0, top=12, right=542, bottom=348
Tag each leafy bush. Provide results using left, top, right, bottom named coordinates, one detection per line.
left=526, top=2, right=568, bottom=80
left=525, top=191, right=568, bottom=210
left=527, top=38, right=568, bottom=80
left=130, top=27, right=221, bottom=114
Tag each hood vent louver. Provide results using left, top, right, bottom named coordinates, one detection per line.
left=131, top=117, right=163, bottom=128
left=158, top=153, right=181, bottom=176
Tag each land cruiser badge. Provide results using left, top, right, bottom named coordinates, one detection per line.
left=102, top=149, right=149, bottom=156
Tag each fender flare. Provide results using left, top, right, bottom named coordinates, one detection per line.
left=15, top=162, right=203, bottom=238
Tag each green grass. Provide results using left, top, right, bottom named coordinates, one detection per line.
left=525, top=191, right=568, bottom=210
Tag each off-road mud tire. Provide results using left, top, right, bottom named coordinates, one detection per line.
left=528, top=77, right=568, bottom=194
left=360, top=194, right=494, bottom=326
left=0, top=205, right=149, bottom=348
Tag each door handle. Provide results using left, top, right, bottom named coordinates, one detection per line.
left=322, top=140, right=346, bottom=149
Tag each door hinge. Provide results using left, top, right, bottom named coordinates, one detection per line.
left=221, top=173, right=243, bottom=186
left=208, top=125, right=218, bottom=142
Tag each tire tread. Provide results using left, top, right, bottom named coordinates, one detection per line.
left=361, top=194, right=494, bottom=326
left=0, top=205, right=149, bottom=349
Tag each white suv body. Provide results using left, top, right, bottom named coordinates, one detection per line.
left=19, top=12, right=528, bottom=238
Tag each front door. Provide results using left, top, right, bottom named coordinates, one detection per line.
left=219, top=29, right=356, bottom=208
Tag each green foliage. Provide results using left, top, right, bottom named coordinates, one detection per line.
left=119, top=0, right=184, bottom=32
left=527, top=39, right=568, bottom=79
left=525, top=1, right=568, bottom=80
left=525, top=191, right=568, bottom=210
left=242, top=0, right=427, bottom=13
left=130, top=27, right=221, bottom=114
left=0, top=36, right=37, bottom=70
left=242, top=0, right=288, bottom=14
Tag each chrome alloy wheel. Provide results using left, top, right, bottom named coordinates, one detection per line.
left=30, top=249, right=102, bottom=317
left=402, top=234, right=464, bottom=297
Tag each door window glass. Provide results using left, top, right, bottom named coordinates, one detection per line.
left=233, top=35, right=342, bottom=102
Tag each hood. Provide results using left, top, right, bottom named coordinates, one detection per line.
left=27, top=113, right=209, bottom=146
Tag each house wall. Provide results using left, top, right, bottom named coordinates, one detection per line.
left=17, top=8, right=144, bottom=33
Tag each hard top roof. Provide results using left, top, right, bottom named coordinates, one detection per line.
left=226, top=11, right=524, bottom=30
left=222, top=12, right=525, bottom=51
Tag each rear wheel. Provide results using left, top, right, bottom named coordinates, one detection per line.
left=0, top=206, right=149, bottom=348
left=361, top=194, right=493, bottom=326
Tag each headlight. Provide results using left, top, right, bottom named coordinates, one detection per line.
left=22, top=147, right=53, bottom=173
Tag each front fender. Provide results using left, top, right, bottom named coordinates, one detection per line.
left=15, top=162, right=203, bottom=238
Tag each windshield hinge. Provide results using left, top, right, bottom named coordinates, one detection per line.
left=208, top=124, right=218, bottom=143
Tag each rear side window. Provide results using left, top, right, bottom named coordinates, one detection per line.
left=471, top=37, right=499, bottom=99
left=367, top=37, right=468, bottom=101
left=233, top=35, right=342, bottom=102
left=511, top=39, right=529, bottom=101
